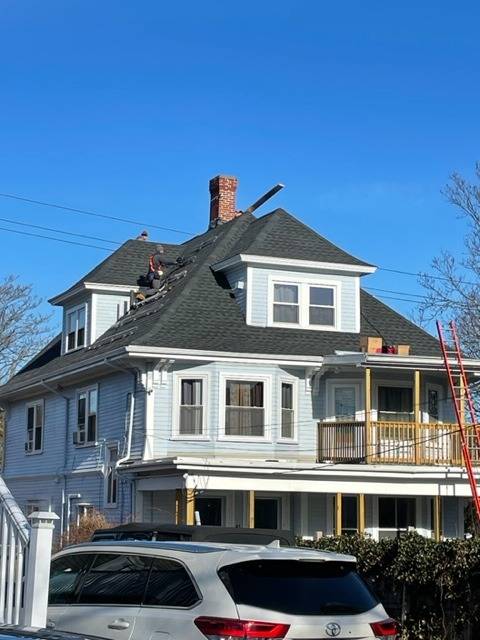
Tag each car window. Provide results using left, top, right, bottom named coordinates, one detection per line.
left=49, top=554, right=95, bottom=605
left=78, top=554, right=152, bottom=605
left=144, top=558, right=199, bottom=607
left=219, top=560, right=379, bottom=615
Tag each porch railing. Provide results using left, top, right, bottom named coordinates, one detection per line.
left=318, top=420, right=477, bottom=466
left=0, top=476, right=58, bottom=626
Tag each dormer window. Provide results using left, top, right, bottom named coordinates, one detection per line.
left=66, top=305, right=86, bottom=351
left=269, top=277, right=339, bottom=330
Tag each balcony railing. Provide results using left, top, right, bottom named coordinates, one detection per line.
left=318, top=420, right=480, bottom=466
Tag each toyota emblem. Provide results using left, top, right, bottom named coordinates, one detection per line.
left=325, top=622, right=341, bottom=637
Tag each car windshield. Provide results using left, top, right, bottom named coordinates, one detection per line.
left=219, top=560, right=379, bottom=615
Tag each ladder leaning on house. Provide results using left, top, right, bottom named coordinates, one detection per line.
left=437, top=320, right=480, bottom=525
left=0, top=476, right=57, bottom=627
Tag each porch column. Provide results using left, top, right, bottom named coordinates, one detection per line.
left=186, top=488, right=195, bottom=525
left=433, top=495, right=442, bottom=542
left=335, top=493, right=342, bottom=536
left=176, top=489, right=195, bottom=524
left=247, top=490, right=255, bottom=528
left=364, top=368, right=371, bottom=462
left=358, top=494, right=366, bottom=534
left=414, top=370, right=421, bottom=464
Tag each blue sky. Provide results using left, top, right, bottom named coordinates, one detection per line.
left=1, top=1, right=479, bottom=330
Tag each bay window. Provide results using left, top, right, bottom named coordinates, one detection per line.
left=281, top=382, right=295, bottom=439
left=225, top=380, right=265, bottom=438
left=179, top=379, right=204, bottom=436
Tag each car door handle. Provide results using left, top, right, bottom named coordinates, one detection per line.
left=108, top=620, right=130, bottom=630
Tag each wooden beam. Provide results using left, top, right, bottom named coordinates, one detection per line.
left=433, top=495, right=442, bottom=542
left=460, top=375, right=465, bottom=424
left=175, top=489, right=183, bottom=524
left=414, top=370, right=421, bottom=464
left=185, top=488, right=195, bottom=525
left=335, top=493, right=342, bottom=536
left=358, top=494, right=366, bottom=535
left=247, top=490, right=255, bottom=528
left=365, top=368, right=371, bottom=462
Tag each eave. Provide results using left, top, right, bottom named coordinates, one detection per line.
left=212, top=253, right=377, bottom=276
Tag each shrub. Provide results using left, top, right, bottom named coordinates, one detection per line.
left=298, top=533, right=480, bottom=640
left=58, top=509, right=112, bottom=549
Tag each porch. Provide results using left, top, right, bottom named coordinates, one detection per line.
left=317, top=420, right=476, bottom=465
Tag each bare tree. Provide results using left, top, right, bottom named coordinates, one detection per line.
left=0, top=276, right=51, bottom=382
left=418, top=163, right=480, bottom=357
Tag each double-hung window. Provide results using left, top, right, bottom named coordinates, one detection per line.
left=270, top=280, right=338, bottom=329
left=66, top=305, right=86, bottom=351
left=75, top=388, right=98, bottom=445
left=179, top=379, right=204, bottom=436
left=273, top=284, right=299, bottom=324
left=309, top=286, right=335, bottom=326
left=26, top=401, right=43, bottom=453
left=281, top=382, right=295, bottom=439
left=225, top=380, right=265, bottom=438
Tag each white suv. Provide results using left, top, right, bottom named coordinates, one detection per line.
left=48, top=541, right=399, bottom=640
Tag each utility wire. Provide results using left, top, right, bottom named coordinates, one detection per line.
left=0, top=216, right=122, bottom=246
left=0, top=225, right=111, bottom=251
left=0, top=191, right=194, bottom=236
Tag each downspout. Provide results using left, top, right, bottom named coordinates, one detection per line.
left=103, top=358, right=140, bottom=518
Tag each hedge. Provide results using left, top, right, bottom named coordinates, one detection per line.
left=298, top=533, right=480, bottom=640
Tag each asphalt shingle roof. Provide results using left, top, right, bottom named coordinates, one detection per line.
left=2, top=209, right=441, bottom=393
left=226, top=209, right=374, bottom=267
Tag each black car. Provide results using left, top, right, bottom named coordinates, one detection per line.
left=91, top=522, right=295, bottom=546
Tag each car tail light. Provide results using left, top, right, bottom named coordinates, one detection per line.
left=370, top=618, right=401, bottom=639
left=195, top=616, right=290, bottom=640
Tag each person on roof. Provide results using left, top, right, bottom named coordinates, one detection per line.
left=148, top=244, right=177, bottom=288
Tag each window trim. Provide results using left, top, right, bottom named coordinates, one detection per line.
left=219, top=373, right=272, bottom=442
left=278, top=377, right=299, bottom=442
left=25, top=399, right=44, bottom=455
left=74, top=385, right=99, bottom=447
left=267, top=275, right=341, bottom=331
left=171, top=373, right=210, bottom=440
left=64, top=302, right=88, bottom=353
left=104, top=444, right=118, bottom=508
left=325, top=380, right=363, bottom=422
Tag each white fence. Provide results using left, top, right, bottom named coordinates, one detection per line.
left=0, top=476, right=57, bottom=627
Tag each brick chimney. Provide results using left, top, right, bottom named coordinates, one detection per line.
left=209, top=175, right=239, bottom=226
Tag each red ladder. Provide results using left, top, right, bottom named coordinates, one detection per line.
left=437, top=320, right=480, bottom=524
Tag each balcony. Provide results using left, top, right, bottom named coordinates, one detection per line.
left=317, top=420, right=480, bottom=466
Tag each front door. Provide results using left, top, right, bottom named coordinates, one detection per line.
left=255, top=498, right=279, bottom=529
left=196, top=496, right=223, bottom=525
